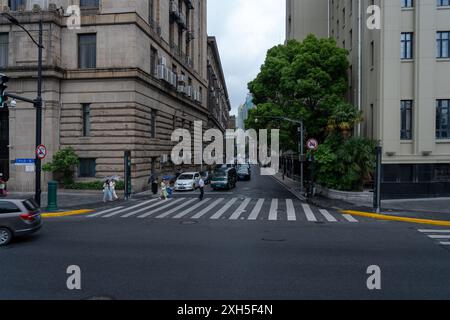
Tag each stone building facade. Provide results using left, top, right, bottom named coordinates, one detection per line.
left=0, top=0, right=230, bottom=192
left=287, top=0, right=450, bottom=198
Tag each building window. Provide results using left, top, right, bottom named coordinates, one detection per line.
left=78, top=34, right=97, bottom=69
left=8, top=0, right=26, bottom=11
left=437, top=31, right=450, bottom=58
left=401, top=32, right=413, bottom=60
left=78, top=159, right=96, bottom=178
left=80, top=0, right=99, bottom=9
left=400, top=100, right=413, bottom=140
left=436, top=99, right=450, bottom=139
left=150, top=46, right=158, bottom=76
left=437, top=0, right=450, bottom=7
left=82, top=104, right=91, bottom=137
left=401, top=0, right=414, bottom=8
left=0, top=33, right=8, bottom=68
left=149, top=109, right=156, bottom=138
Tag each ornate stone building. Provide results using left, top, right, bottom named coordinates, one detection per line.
left=0, top=0, right=230, bottom=192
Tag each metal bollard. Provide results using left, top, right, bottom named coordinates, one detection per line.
left=47, top=181, right=58, bottom=212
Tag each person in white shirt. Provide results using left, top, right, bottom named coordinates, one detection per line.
left=198, top=178, right=205, bottom=201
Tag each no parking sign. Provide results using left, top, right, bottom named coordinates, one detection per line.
left=307, top=139, right=319, bottom=151
left=36, top=144, right=47, bottom=160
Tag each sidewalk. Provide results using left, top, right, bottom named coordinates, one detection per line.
left=271, top=172, right=450, bottom=223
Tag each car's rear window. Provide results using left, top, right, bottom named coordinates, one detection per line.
left=23, top=199, right=39, bottom=211
left=178, top=174, right=194, bottom=180
left=0, top=201, right=21, bottom=214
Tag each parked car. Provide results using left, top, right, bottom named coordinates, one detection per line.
left=237, top=166, right=251, bottom=181
left=0, top=198, right=42, bottom=246
left=200, top=171, right=212, bottom=185
left=174, top=172, right=201, bottom=191
left=211, top=168, right=237, bottom=190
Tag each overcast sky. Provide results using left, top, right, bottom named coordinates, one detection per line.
left=207, top=0, right=286, bottom=116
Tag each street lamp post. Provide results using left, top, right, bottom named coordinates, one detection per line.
left=2, top=13, right=44, bottom=206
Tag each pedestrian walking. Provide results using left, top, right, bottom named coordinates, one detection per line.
left=160, top=179, right=168, bottom=200
left=198, top=177, right=205, bottom=201
left=110, top=179, right=119, bottom=201
left=103, top=179, right=113, bottom=202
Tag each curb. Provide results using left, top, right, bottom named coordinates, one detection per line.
left=342, top=210, right=450, bottom=227
left=41, top=209, right=94, bottom=218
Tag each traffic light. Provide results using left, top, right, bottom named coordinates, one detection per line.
left=0, top=74, right=9, bottom=109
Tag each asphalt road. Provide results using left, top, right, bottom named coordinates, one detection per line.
left=1, top=168, right=450, bottom=300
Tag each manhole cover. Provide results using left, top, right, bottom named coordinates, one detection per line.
left=180, top=221, right=199, bottom=225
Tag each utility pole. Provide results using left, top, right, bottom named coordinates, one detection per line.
left=298, top=122, right=304, bottom=195
left=373, top=145, right=382, bottom=214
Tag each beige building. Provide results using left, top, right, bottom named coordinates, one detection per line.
left=0, top=0, right=230, bottom=192
left=287, top=0, right=450, bottom=198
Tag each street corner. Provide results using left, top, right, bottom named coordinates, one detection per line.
left=340, top=210, right=450, bottom=227
left=41, top=209, right=94, bottom=219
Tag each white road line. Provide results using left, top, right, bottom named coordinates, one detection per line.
left=121, top=199, right=176, bottom=218
left=428, top=235, right=450, bottom=239
left=248, top=199, right=265, bottom=220
left=319, top=209, right=338, bottom=222
left=173, top=198, right=212, bottom=219
left=156, top=198, right=198, bottom=219
left=268, top=199, right=278, bottom=221
left=229, top=198, right=251, bottom=220
left=286, top=199, right=296, bottom=221
left=191, top=198, right=224, bottom=219
left=302, top=204, right=317, bottom=222
left=210, top=198, right=238, bottom=220
left=342, top=214, right=359, bottom=223
left=418, top=230, right=450, bottom=233
left=440, top=242, right=450, bottom=246
left=101, top=199, right=158, bottom=218
left=138, top=198, right=185, bottom=218
left=87, top=207, right=125, bottom=218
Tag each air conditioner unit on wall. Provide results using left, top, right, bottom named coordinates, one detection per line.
left=157, top=65, right=166, bottom=80
left=158, top=56, right=167, bottom=66
left=185, top=86, right=192, bottom=97
left=178, top=74, right=186, bottom=85
left=177, top=85, right=185, bottom=93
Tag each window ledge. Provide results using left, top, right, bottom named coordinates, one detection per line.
left=436, top=139, right=450, bottom=144
left=437, top=6, right=450, bottom=10
left=401, top=8, right=414, bottom=11
left=401, top=140, right=413, bottom=144
left=401, top=59, right=414, bottom=63
left=437, top=58, right=450, bottom=62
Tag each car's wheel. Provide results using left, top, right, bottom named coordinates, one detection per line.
left=0, top=228, right=12, bottom=247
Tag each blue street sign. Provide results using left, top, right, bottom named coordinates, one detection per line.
left=15, top=159, right=36, bottom=166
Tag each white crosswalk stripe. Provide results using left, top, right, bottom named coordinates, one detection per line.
left=229, top=198, right=251, bottom=220
left=286, top=199, right=296, bottom=221
left=210, top=198, right=238, bottom=220
left=268, top=199, right=278, bottom=221
left=418, top=230, right=450, bottom=233
left=191, top=198, right=224, bottom=219
left=138, top=198, right=185, bottom=218
left=248, top=199, right=265, bottom=220
left=302, top=203, right=317, bottom=222
left=102, top=200, right=158, bottom=218
left=156, top=198, right=199, bottom=219
left=121, top=199, right=174, bottom=218
left=319, top=209, right=338, bottom=222
left=173, top=198, right=212, bottom=219
left=428, top=235, right=450, bottom=239
left=417, top=229, right=450, bottom=246
left=87, top=207, right=125, bottom=218
left=85, top=197, right=359, bottom=224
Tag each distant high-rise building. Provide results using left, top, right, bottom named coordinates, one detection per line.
left=286, top=0, right=450, bottom=198
left=236, top=93, right=256, bottom=130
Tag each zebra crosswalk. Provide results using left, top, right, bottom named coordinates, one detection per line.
left=87, top=197, right=360, bottom=223
left=418, top=229, right=450, bottom=247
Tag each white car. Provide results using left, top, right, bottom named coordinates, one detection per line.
left=174, top=172, right=201, bottom=191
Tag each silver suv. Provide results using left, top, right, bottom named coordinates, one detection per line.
left=0, top=199, right=42, bottom=246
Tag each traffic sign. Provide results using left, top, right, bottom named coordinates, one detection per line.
left=36, top=144, right=47, bottom=160
left=307, top=138, right=319, bottom=151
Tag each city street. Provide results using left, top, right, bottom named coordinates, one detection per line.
left=1, top=167, right=450, bottom=300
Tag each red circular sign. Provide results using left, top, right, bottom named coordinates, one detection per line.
left=307, top=139, right=319, bottom=151
left=36, top=144, right=47, bottom=160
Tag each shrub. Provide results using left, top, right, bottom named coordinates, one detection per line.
left=65, top=180, right=125, bottom=191
left=43, top=147, right=80, bottom=187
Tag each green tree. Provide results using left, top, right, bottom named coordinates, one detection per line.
left=43, top=147, right=80, bottom=186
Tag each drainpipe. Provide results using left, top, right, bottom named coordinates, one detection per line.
left=357, top=0, right=363, bottom=137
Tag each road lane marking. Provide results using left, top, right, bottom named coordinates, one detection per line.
left=302, top=204, right=317, bottom=222
left=42, top=209, right=94, bottom=218
left=342, top=210, right=450, bottom=227
left=229, top=198, right=251, bottom=220
left=319, top=209, right=338, bottom=222
left=138, top=198, right=185, bottom=218
left=210, top=198, right=238, bottom=220
left=87, top=207, right=124, bottom=218
left=100, top=199, right=158, bottom=218
left=121, top=200, right=173, bottom=218
left=342, top=214, right=359, bottom=223
left=248, top=199, right=264, bottom=220
left=428, top=235, right=450, bottom=239
left=440, top=242, right=450, bottom=246
left=173, top=198, right=212, bottom=219
left=268, top=199, right=278, bottom=221
left=191, top=198, right=224, bottom=219
left=155, top=198, right=198, bottom=219
left=418, top=230, right=450, bottom=233
left=286, top=199, right=296, bottom=221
